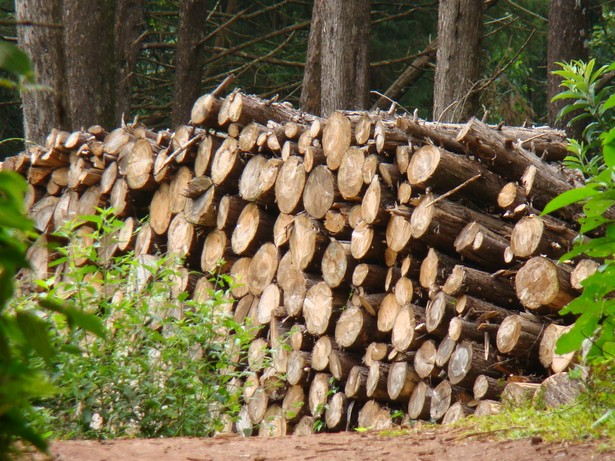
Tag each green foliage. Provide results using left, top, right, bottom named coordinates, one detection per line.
left=542, top=60, right=615, bottom=362
left=551, top=59, right=615, bottom=175
left=17, top=209, right=253, bottom=439
left=0, top=171, right=106, bottom=459
left=462, top=359, right=614, bottom=442
left=0, top=41, right=34, bottom=90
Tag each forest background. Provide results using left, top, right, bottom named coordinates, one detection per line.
left=0, top=0, right=613, bottom=160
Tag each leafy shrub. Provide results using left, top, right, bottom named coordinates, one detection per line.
left=19, top=209, right=252, bottom=439
left=543, top=59, right=615, bottom=362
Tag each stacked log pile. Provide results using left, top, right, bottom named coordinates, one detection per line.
left=3, top=89, right=590, bottom=435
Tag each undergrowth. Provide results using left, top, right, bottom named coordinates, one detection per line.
left=12, top=209, right=254, bottom=440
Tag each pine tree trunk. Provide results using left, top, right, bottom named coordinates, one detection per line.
left=63, top=0, right=118, bottom=129
left=172, top=0, right=212, bottom=125
left=320, top=0, right=370, bottom=116
left=433, top=0, right=483, bottom=122
left=16, top=0, right=68, bottom=143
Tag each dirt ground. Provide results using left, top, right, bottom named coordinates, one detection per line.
left=49, top=427, right=614, bottom=461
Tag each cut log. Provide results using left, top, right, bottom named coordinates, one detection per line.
left=125, top=139, right=156, bottom=191
left=411, top=193, right=508, bottom=253
left=407, top=381, right=433, bottom=420
left=211, top=137, right=243, bottom=192
left=394, top=276, right=415, bottom=306
left=363, top=343, right=391, bottom=367
left=442, top=402, right=473, bottom=424
left=293, top=416, right=316, bottom=436
left=303, top=164, right=339, bottom=219
left=454, top=294, right=514, bottom=323
left=167, top=213, right=197, bottom=260
left=510, top=215, right=577, bottom=260
left=239, top=155, right=281, bottom=206
left=191, top=93, right=222, bottom=127
left=289, top=214, right=328, bottom=271
left=407, top=144, right=507, bottom=206
left=303, top=282, right=345, bottom=335
left=570, top=259, right=599, bottom=291
left=448, top=340, right=501, bottom=388
left=473, top=374, right=506, bottom=400
left=538, top=372, right=585, bottom=408
left=391, top=304, right=420, bottom=352
left=377, top=293, right=402, bottom=333
left=386, top=214, right=413, bottom=254
left=149, top=183, right=172, bottom=235
left=275, top=156, right=306, bottom=214
left=515, top=256, right=575, bottom=311
left=435, top=335, right=457, bottom=368
left=256, top=284, right=284, bottom=325
left=443, top=265, right=519, bottom=309
left=247, top=386, right=269, bottom=424
left=367, top=362, right=391, bottom=401
left=229, top=257, right=252, bottom=298
left=286, top=350, right=312, bottom=386
left=282, top=384, right=307, bottom=423
left=248, top=338, right=269, bottom=372
left=425, top=291, right=457, bottom=337
left=184, top=186, right=218, bottom=228
left=387, top=361, right=419, bottom=401
left=351, top=222, right=387, bottom=262
left=323, top=111, right=352, bottom=170
left=448, top=317, right=499, bottom=344
left=258, top=404, right=286, bottom=437
left=338, top=147, right=366, bottom=201
left=345, top=366, right=371, bottom=401
left=261, top=367, right=288, bottom=402
left=501, top=382, right=541, bottom=406
left=194, top=135, right=220, bottom=177
left=248, top=242, right=279, bottom=296
left=474, top=399, right=502, bottom=417
left=352, top=263, right=388, bottom=290
left=217, top=194, right=247, bottom=230
left=430, top=380, right=453, bottom=421
left=413, top=339, right=440, bottom=379
left=322, top=240, right=355, bottom=288
left=357, top=400, right=392, bottom=430
left=329, top=347, right=361, bottom=382
left=454, top=221, right=510, bottom=270
left=309, top=372, right=331, bottom=417
left=361, top=175, right=394, bottom=226
left=335, top=304, right=382, bottom=352
left=290, top=324, right=315, bottom=352
left=496, top=314, right=545, bottom=356
left=169, top=166, right=193, bottom=214
left=325, top=392, right=348, bottom=431
left=419, top=248, right=460, bottom=291
left=273, top=213, right=295, bottom=248
left=539, top=324, right=576, bottom=373
left=312, top=336, right=334, bottom=371
left=231, top=203, right=274, bottom=256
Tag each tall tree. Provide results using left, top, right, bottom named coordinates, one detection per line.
left=433, top=0, right=483, bottom=122
left=63, top=0, right=118, bottom=129
left=320, top=0, right=370, bottom=116
left=15, top=0, right=67, bottom=144
left=115, top=0, right=145, bottom=122
left=300, top=0, right=323, bottom=115
left=172, top=0, right=212, bottom=126
left=547, top=0, right=590, bottom=134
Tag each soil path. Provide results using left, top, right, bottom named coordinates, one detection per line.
left=51, top=428, right=613, bottom=461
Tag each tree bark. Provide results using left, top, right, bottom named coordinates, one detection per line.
left=320, top=0, right=370, bottom=116
left=547, top=0, right=590, bottom=135
left=433, top=0, right=483, bottom=122
left=16, top=0, right=68, bottom=144
left=63, top=0, right=118, bottom=129
left=300, top=0, right=323, bottom=115
left=172, top=0, right=212, bottom=125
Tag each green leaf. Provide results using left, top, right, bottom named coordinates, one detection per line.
left=0, top=41, right=34, bottom=83
left=600, top=93, right=615, bottom=112
left=541, top=186, right=601, bottom=215
left=64, top=306, right=107, bottom=338
left=15, top=310, right=54, bottom=364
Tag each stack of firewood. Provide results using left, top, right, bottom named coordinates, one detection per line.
left=3, top=90, right=592, bottom=436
